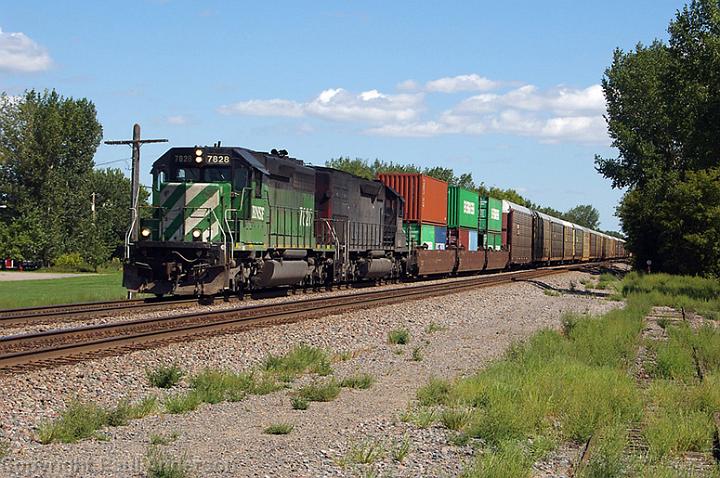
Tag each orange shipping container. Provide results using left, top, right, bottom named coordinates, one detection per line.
left=377, top=173, right=448, bottom=225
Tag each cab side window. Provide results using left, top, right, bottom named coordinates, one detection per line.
left=254, top=171, right=263, bottom=198
left=233, top=167, right=249, bottom=191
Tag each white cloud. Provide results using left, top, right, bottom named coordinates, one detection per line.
left=218, top=98, right=304, bottom=117
left=0, top=27, right=52, bottom=73
left=219, top=88, right=423, bottom=123
left=397, top=79, right=418, bottom=91
left=217, top=77, right=608, bottom=144
left=425, top=74, right=500, bottom=93
left=456, top=84, right=605, bottom=115
left=166, top=115, right=189, bottom=125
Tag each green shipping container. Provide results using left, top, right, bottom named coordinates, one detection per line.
left=404, top=223, right=437, bottom=250
left=479, top=196, right=503, bottom=232
left=448, top=186, right=479, bottom=229
left=482, top=231, right=503, bottom=251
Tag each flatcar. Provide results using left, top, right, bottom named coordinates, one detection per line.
left=123, top=145, right=626, bottom=297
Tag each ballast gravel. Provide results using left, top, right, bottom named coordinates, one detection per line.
left=0, top=269, right=623, bottom=477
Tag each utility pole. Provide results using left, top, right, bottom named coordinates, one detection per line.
left=105, top=124, right=167, bottom=248
left=105, top=124, right=167, bottom=299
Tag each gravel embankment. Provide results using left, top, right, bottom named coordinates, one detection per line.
left=0, top=270, right=622, bottom=477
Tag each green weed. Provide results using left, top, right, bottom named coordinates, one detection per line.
left=411, top=346, right=423, bottom=361
left=577, top=424, right=627, bottom=478
left=388, top=328, right=410, bottom=345
left=291, top=397, right=308, bottom=410
left=425, top=322, right=446, bottom=334
left=340, top=373, right=375, bottom=390
left=345, top=439, right=385, bottom=464
left=146, top=364, right=184, bottom=389
left=296, top=380, right=341, bottom=402
left=440, top=407, right=472, bottom=431
left=390, top=435, right=411, bottom=462
left=400, top=407, right=436, bottom=428
left=164, top=392, right=201, bottom=415
left=263, top=344, right=332, bottom=380
left=460, top=440, right=531, bottom=478
left=543, top=289, right=561, bottom=297
left=37, top=401, right=109, bottom=444
left=149, top=431, right=179, bottom=446
left=264, top=423, right=294, bottom=435
left=145, top=447, right=191, bottom=478
left=416, top=378, right=451, bottom=406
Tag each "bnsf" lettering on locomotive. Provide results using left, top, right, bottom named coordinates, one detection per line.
left=251, top=205, right=265, bottom=220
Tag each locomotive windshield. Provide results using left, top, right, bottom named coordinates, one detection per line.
left=167, top=166, right=231, bottom=183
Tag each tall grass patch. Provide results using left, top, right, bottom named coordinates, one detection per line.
left=263, top=344, right=332, bottom=380
left=622, top=272, right=720, bottom=318
left=430, top=303, right=647, bottom=476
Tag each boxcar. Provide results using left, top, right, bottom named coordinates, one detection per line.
left=581, top=226, right=591, bottom=261
left=504, top=200, right=533, bottom=266
left=573, top=224, right=584, bottom=261
left=560, top=219, right=574, bottom=262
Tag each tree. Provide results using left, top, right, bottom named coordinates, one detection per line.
left=564, top=205, right=600, bottom=229
left=0, top=89, right=104, bottom=265
left=596, top=0, right=720, bottom=274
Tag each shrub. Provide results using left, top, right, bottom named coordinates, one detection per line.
left=264, top=423, right=294, bottom=435
left=147, top=364, right=184, bottom=389
left=388, top=328, right=410, bottom=345
left=340, top=373, right=375, bottom=389
left=51, top=252, right=94, bottom=272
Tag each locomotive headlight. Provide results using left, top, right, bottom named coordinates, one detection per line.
left=195, top=148, right=203, bottom=157
left=140, top=228, right=151, bottom=238
left=194, top=155, right=203, bottom=164
left=192, top=229, right=202, bottom=239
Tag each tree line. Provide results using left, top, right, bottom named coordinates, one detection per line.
left=0, top=90, right=133, bottom=269
left=326, top=157, right=604, bottom=230
left=596, top=0, right=720, bottom=276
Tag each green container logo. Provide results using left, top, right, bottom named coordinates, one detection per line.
left=463, top=200, right=475, bottom=215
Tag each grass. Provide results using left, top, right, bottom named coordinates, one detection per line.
left=150, top=431, right=180, bottom=446
left=340, top=373, right=375, bottom=389
left=147, top=364, right=184, bottom=389
left=400, top=407, right=436, bottom=429
left=425, top=322, right=446, bottom=334
left=0, top=440, right=9, bottom=459
left=296, top=380, right=342, bottom=402
left=164, top=392, right=202, bottom=414
left=344, top=439, right=386, bottom=465
left=145, top=447, right=192, bottom=478
left=38, top=397, right=158, bottom=444
left=621, top=272, right=720, bottom=319
left=577, top=424, right=627, bottom=478
left=263, top=344, right=333, bottom=380
left=416, top=378, right=451, bottom=406
left=388, top=328, right=410, bottom=345
left=0, top=271, right=136, bottom=308
left=264, top=423, right=294, bottom=435
left=390, top=435, right=411, bottom=462
left=543, top=289, right=561, bottom=297
left=440, top=408, right=472, bottom=431
left=411, top=346, right=423, bottom=361
left=291, top=397, right=308, bottom=410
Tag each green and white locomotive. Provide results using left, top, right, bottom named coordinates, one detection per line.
left=123, top=146, right=407, bottom=296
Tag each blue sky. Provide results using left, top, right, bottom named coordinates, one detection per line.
left=0, top=0, right=685, bottom=230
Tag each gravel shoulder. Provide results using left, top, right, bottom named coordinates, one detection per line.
left=0, top=269, right=622, bottom=477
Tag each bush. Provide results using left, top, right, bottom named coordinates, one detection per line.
left=164, top=392, right=201, bottom=414
left=263, top=344, right=332, bottom=380
left=291, top=397, right=308, bottom=410
left=50, top=252, right=94, bottom=273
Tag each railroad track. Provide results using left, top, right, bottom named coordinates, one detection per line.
left=0, top=296, right=202, bottom=327
left=0, top=265, right=592, bottom=373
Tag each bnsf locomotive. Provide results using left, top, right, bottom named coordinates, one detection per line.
left=123, top=146, right=626, bottom=297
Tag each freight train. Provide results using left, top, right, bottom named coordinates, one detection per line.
left=123, top=146, right=626, bottom=297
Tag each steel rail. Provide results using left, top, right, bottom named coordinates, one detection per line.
left=0, top=265, right=586, bottom=372
left=0, top=297, right=201, bottom=327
